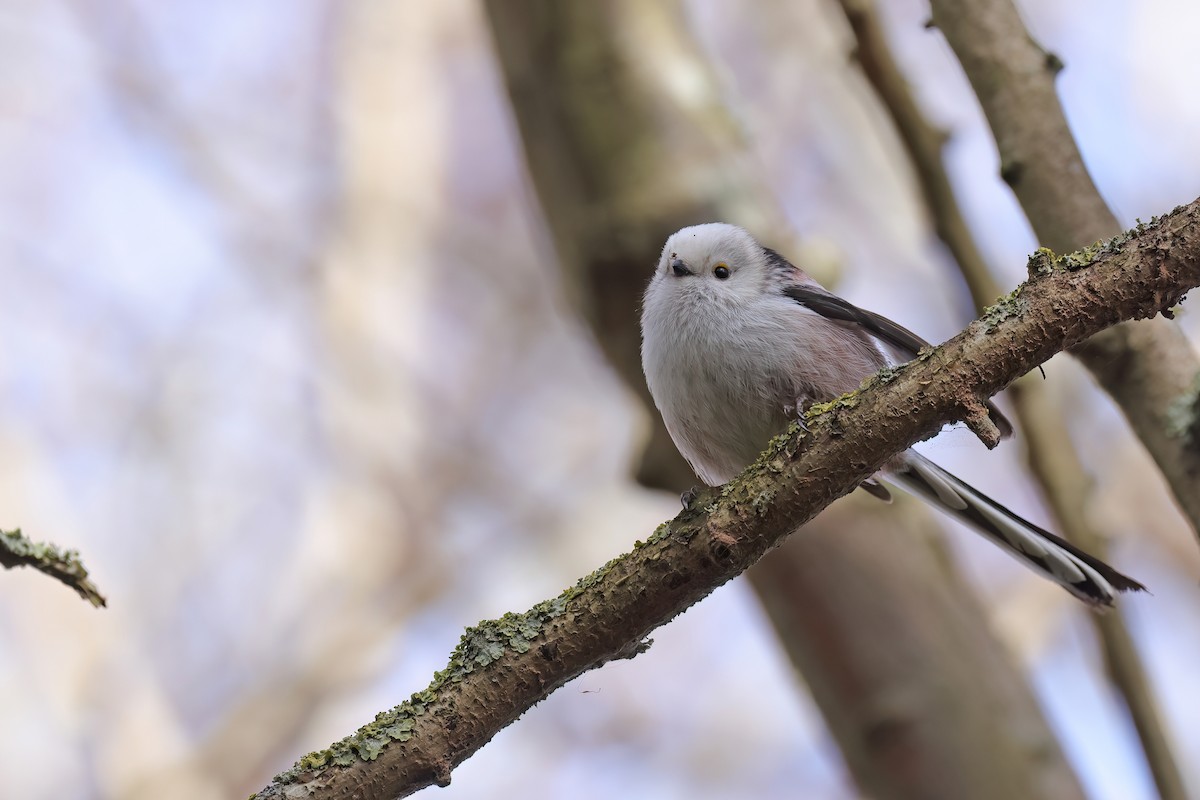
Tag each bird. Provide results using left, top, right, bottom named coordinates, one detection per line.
left=639, top=222, right=1144, bottom=607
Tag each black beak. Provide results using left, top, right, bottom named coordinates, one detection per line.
left=670, top=258, right=692, bottom=277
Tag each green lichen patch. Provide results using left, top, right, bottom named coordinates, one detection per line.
left=1027, top=234, right=1132, bottom=278
left=281, top=691, right=431, bottom=781
left=1054, top=228, right=1139, bottom=270
left=805, top=391, right=861, bottom=420
left=1025, top=208, right=1191, bottom=283
left=981, top=288, right=1027, bottom=331
left=873, top=366, right=901, bottom=385
left=1026, top=247, right=1057, bottom=277
left=645, top=520, right=673, bottom=546
left=762, top=419, right=806, bottom=457
left=0, top=528, right=83, bottom=575
left=1057, top=241, right=1105, bottom=270
left=749, top=487, right=777, bottom=516
left=786, top=369, right=917, bottom=442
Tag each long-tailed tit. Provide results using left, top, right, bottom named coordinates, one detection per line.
left=640, top=223, right=1144, bottom=607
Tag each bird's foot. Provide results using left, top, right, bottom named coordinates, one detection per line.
left=680, top=486, right=700, bottom=510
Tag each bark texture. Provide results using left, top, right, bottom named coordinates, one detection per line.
left=930, top=0, right=1200, bottom=547
left=252, top=198, right=1200, bottom=800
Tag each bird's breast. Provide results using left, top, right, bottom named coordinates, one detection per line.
left=643, top=297, right=800, bottom=484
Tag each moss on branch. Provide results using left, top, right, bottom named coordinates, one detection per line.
left=0, top=528, right=105, bottom=608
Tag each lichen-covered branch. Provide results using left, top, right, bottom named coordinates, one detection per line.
left=0, top=528, right=106, bottom=607
left=838, top=4, right=1188, bottom=798
left=253, top=201, right=1200, bottom=800
left=930, top=0, right=1200, bottom=552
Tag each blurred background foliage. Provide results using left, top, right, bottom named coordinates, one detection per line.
left=0, top=1, right=1198, bottom=798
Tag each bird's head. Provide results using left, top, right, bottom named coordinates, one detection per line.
left=650, top=223, right=774, bottom=308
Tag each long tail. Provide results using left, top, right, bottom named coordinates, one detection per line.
left=890, top=451, right=1146, bottom=608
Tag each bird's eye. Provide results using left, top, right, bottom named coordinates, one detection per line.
left=714, top=264, right=731, bottom=280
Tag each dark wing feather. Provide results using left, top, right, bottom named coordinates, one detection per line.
left=782, top=284, right=930, bottom=360
left=782, top=283, right=1015, bottom=440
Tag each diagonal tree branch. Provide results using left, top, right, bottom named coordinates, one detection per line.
left=0, top=528, right=106, bottom=607
left=835, top=3, right=1189, bottom=798
left=253, top=201, right=1200, bottom=799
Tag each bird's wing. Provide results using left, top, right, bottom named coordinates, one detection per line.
left=782, top=283, right=1015, bottom=440
left=782, top=284, right=930, bottom=361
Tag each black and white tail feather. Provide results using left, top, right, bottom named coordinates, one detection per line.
left=892, top=452, right=1145, bottom=607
